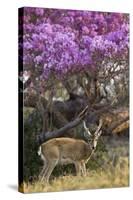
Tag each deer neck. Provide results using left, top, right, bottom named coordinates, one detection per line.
left=85, top=148, right=95, bottom=164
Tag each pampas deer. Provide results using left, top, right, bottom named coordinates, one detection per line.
left=38, top=119, right=103, bottom=183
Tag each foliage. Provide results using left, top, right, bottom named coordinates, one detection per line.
left=20, top=8, right=129, bottom=81
left=23, top=109, right=42, bottom=181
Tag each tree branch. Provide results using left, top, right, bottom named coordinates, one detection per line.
left=108, top=116, right=129, bottom=134
left=37, top=105, right=89, bottom=144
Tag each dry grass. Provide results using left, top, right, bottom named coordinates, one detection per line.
left=20, top=156, right=129, bottom=193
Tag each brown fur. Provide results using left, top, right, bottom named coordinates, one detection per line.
left=41, top=137, right=92, bottom=162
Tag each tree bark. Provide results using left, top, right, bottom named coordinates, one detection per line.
left=109, top=116, right=129, bottom=134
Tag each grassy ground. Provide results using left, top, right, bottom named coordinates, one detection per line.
left=20, top=136, right=129, bottom=193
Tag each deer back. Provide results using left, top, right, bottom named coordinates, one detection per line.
left=40, top=137, right=92, bottom=164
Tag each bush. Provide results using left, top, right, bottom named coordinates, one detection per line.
left=23, top=108, right=43, bottom=181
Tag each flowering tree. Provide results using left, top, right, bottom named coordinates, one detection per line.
left=20, top=8, right=128, bottom=75
left=19, top=7, right=129, bottom=139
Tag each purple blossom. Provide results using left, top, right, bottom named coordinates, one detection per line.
left=23, top=41, right=33, bottom=50
left=35, top=8, right=44, bottom=16
left=34, top=55, right=43, bottom=64
left=20, top=7, right=129, bottom=80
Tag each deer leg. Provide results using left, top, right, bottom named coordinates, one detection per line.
left=39, top=165, right=47, bottom=181
left=39, top=160, right=47, bottom=177
left=75, top=162, right=82, bottom=176
left=39, top=159, right=54, bottom=182
left=39, top=167, right=45, bottom=179
left=81, top=161, right=87, bottom=176
left=44, top=159, right=58, bottom=183
left=38, top=158, right=48, bottom=181
left=40, top=162, right=53, bottom=182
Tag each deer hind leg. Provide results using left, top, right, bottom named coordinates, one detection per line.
left=43, top=159, right=58, bottom=183
left=39, top=167, right=45, bottom=179
left=39, top=160, right=49, bottom=182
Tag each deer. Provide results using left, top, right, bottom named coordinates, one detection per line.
left=37, top=119, right=103, bottom=183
